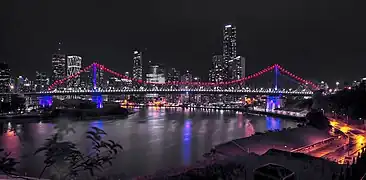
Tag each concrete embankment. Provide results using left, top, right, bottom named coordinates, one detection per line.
left=215, top=126, right=331, bottom=156
left=246, top=109, right=306, bottom=121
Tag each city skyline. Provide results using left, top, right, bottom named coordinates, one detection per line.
left=2, top=24, right=248, bottom=88
left=1, top=1, right=366, bottom=83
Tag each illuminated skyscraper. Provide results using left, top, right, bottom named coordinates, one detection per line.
left=223, top=24, right=237, bottom=80
left=0, top=62, right=11, bottom=93
left=181, top=70, right=193, bottom=83
left=67, top=55, right=82, bottom=88
left=51, top=54, right=66, bottom=83
left=51, top=42, right=66, bottom=87
left=132, top=50, right=143, bottom=80
left=35, top=72, right=48, bottom=91
left=208, top=69, right=215, bottom=82
left=231, top=56, right=246, bottom=80
left=146, top=61, right=165, bottom=83
left=212, top=55, right=225, bottom=82
left=167, top=67, right=180, bottom=82
left=15, top=76, right=32, bottom=92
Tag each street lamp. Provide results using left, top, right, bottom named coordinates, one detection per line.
left=336, top=82, right=340, bottom=90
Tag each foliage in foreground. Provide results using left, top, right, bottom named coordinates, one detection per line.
left=35, top=126, right=123, bottom=179
left=0, top=125, right=123, bottom=180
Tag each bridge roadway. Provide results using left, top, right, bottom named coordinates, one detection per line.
left=9, top=88, right=314, bottom=96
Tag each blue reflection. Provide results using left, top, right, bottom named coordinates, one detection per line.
left=266, top=96, right=281, bottom=110
left=90, top=120, right=104, bottom=131
left=182, top=120, right=192, bottom=165
left=92, top=95, right=103, bottom=109
left=39, top=95, right=53, bottom=107
left=266, top=116, right=280, bottom=130
left=87, top=120, right=104, bottom=155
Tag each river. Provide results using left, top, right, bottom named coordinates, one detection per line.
left=0, top=107, right=299, bottom=178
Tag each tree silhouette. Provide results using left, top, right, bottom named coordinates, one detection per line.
left=0, top=149, right=18, bottom=176
left=328, top=84, right=366, bottom=119
left=35, top=126, right=123, bottom=179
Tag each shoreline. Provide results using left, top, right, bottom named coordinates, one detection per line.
left=126, top=105, right=305, bottom=120
left=0, top=110, right=135, bottom=123
left=141, top=125, right=334, bottom=179
left=214, top=126, right=331, bottom=156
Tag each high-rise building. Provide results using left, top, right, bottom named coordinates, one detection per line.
left=81, top=69, right=92, bottom=90
left=15, top=76, right=32, bottom=92
left=223, top=24, right=237, bottom=80
left=212, top=55, right=225, bottom=82
left=167, top=67, right=180, bottom=82
left=0, top=62, right=11, bottom=93
left=35, top=71, right=48, bottom=92
left=51, top=53, right=66, bottom=86
left=208, top=69, right=215, bottom=82
left=146, top=61, right=165, bottom=83
left=15, top=76, right=24, bottom=92
left=132, top=50, right=143, bottom=80
left=96, top=68, right=105, bottom=89
left=67, top=55, right=82, bottom=88
left=181, top=70, right=193, bottom=83
left=231, top=56, right=246, bottom=80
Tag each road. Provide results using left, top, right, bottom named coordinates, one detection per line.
left=298, top=118, right=366, bottom=164
left=323, top=118, right=366, bottom=163
left=307, top=138, right=346, bottom=158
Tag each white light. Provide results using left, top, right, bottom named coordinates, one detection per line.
left=225, top=25, right=232, bottom=28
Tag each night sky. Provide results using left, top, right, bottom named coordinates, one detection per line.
left=1, top=0, right=366, bottom=84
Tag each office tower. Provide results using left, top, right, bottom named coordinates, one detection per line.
left=123, top=72, right=132, bottom=88
left=212, top=55, right=225, bottom=82
left=167, top=67, right=180, bottom=82
left=132, top=50, right=143, bottom=80
left=15, top=76, right=24, bottom=92
left=146, top=61, right=165, bottom=83
left=223, top=24, right=237, bottom=80
left=181, top=70, right=193, bottom=83
left=35, top=71, right=48, bottom=91
left=51, top=54, right=66, bottom=86
left=208, top=69, right=215, bottom=82
left=231, top=56, right=246, bottom=80
left=0, top=62, right=11, bottom=93
left=80, top=69, right=92, bottom=89
left=67, top=55, right=82, bottom=88
left=15, top=76, right=32, bottom=92
left=96, top=68, right=105, bottom=89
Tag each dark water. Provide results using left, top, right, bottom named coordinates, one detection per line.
left=0, top=107, right=298, bottom=178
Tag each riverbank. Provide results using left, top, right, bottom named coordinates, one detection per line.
left=125, top=105, right=306, bottom=120
left=246, top=107, right=306, bottom=121
left=141, top=126, right=338, bottom=179
left=144, top=148, right=343, bottom=180
left=215, top=126, right=330, bottom=156
left=0, top=107, right=134, bottom=123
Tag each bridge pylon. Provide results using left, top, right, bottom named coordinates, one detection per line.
left=274, top=64, right=279, bottom=90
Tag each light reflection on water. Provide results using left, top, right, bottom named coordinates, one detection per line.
left=182, top=120, right=192, bottom=165
left=0, top=108, right=298, bottom=178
